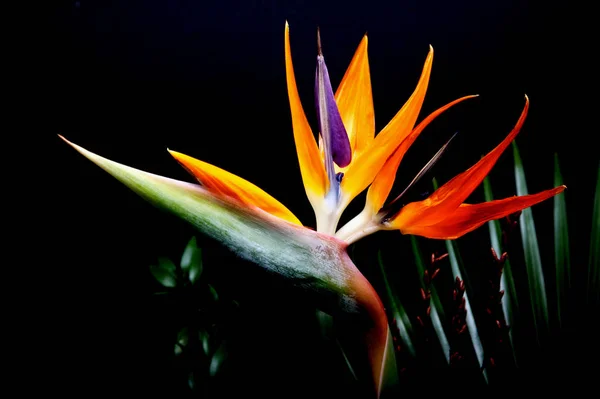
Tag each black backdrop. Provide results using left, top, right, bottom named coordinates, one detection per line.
left=31, top=0, right=599, bottom=396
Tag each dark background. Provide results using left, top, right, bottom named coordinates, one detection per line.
left=31, top=0, right=598, bottom=396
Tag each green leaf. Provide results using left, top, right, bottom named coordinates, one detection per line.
left=315, top=310, right=359, bottom=381
left=209, top=342, right=228, bottom=377
left=187, top=372, right=196, bottom=390
left=377, top=251, right=416, bottom=358
left=379, top=329, right=400, bottom=394
left=512, top=141, right=549, bottom=342
left=199, top=329, right=210, bottom=355
left=483, top=176, right=519, bottom=364
left=207, top=284, right=219, bottom=302
left=432, top=178, right=486, bottom=379
left=410, top=235, right=450, bottom=363
left=445, top=239, right=487, bottom=381
left=150, top=257, right=177, bottom=287
left=553, top=154, right=571, bottom=326
left=174, top=327, right=189, bottom=356
left=335, top=339, right=359, bottom=381
left=181, top=236, right=203, bottom=284
left=589, top=161, right=600, bottom=305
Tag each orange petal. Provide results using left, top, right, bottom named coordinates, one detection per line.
left=334, top=34, right=375, bottom=158
left=169, top=150, right=302, bottom=226
left=391, top=185, right=565, bottom=239
left=341, top=46, right=434, bottom=202
left=393, top=96, right=530, bottom=228
left=285, top=22, right=327, bottom=198
left=366, top=95, right=478, bottom=213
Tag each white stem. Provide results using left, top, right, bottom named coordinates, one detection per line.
left=336, top=208, right=381, bottom=245
left=316, top=207, right=342, bottom=235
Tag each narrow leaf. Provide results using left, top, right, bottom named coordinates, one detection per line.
left=410, top=235, right=450, bottom=362
left=445, top=239, right=487, bottom=381
left=150, top=257, right=177, bottom=288
left=199, top=329, right=210, bottom=355
left=589, top=161, right=600, bottom=304
left=315, top=310, right=358, bottom=381
left=483, top=176, right=519, bottom=364
left=432, top=178, right=486, bottom=380
left=377, top=251, right=416, bottom=357
left=512, top=141, right=549, bottom=342
left=207, top=284, right=219, bottom=302
left=553, top=154, right=571, bottom=326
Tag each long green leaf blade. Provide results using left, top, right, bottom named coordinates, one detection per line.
left=377, top=251, right=416, bottom=357
left=431, top=177, right=486, bottom=379
left=553, top=154, right=571, bottom=326
left=483, top=177, right=519, bottom=364
left=445, top=239, right=487, bottom=382
left=410, top=236, right=449, bottom=362
left=589, top=161, right=600, bottom=304
left=512, top=141, right=549, bottom=342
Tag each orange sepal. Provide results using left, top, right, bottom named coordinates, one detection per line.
left=341, top=46, right=434, bottom=202
left=169, top=150, right=302, bottom=226
left=366, top=95, right=478, bottom=213
left=334, top=34, right=375, bottom=158
left=285, top=22, right=327, bottom=198
left=392, top=185, right=565, bottom=239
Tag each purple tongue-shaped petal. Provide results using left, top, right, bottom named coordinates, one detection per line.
left=315, top=29, right=352, bottom=170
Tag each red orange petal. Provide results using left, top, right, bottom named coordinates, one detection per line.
left=392, top=186, right=565, bottom=239
left=393, top=96, right=529, bottom=228
left=366, top=95, right=478, bottom=213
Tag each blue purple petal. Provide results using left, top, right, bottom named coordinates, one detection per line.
left=315, top=46, right=352, bottom=169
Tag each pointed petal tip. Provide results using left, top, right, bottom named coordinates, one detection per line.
left=58, top=134, right=70, bottom=145
left=59, top=134, right=84, bottom=153
left=394, top=185, right=567, bottom=239
left=317, top=26, right=322, bottom=55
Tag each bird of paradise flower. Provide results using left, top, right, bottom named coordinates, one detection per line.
left=60, top=22, right=564, bottom=397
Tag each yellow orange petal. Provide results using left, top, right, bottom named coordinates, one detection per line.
left=391, top=186, right=565, bottom=239
left=366, top=95, right=478, bottom=213
left=393, top=96, right=530, bottom=228
left=334, top=35, right=375, bottom=158
left=169, top=150, right=302, bottom=226
left=341, top=46, right=434, bottom=202
left=285, top=22, right=327, bottom=198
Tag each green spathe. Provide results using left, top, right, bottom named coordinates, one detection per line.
left=61, top=135, right=393, bottom=397
left=61, top=136, right=359, bottom=309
